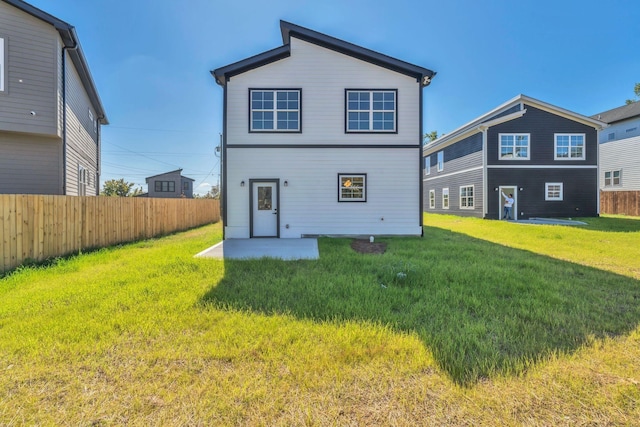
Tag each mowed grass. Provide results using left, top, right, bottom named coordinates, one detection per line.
left=0, top=215, right=639, bottom=425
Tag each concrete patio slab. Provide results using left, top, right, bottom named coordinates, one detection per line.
left=195, top=238, right=319, bottom=261
left=515, top=218, right=588, bottom=226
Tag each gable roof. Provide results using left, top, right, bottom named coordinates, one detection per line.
left=591, top=102, right=640, bottom=124
left=423, top=94, right=606, bottom=155
left=3, top=0, right=108, bottom=124
left=145, top=169, right=195, bottom=182
left=212, top=20, right=436, bottom=87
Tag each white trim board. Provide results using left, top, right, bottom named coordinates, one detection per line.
left=423, top=166, right=483, bottom=181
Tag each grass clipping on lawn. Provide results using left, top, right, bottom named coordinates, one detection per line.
left=1, top=216, right=639, bottom=425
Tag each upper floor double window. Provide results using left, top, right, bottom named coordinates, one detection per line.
left=555, top=134, right=585, bottom=160
left=499, top=134, right=529, bottom=160
left=346, top=89, right=397, bottom=132
left=250, top=89, right=301, bottom=132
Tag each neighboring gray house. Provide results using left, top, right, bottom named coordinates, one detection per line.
left=145, top=169, right=195, bottom=198
left=423, top=95, right=605, bottom=220
left=0, top=0, right=108, bottom=195
left=592, top=102, right=640, bottom=191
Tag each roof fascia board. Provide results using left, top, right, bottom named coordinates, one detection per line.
left=423, top=94, right=607, bottom=155
left=478, top=109, right=527, bottom=130
left=211, top=45, right=291, bottom=85
left=423, top=109, right=528, bottom=155
left=3, top=0, right=72, bottom=32
left=423, top=96, right=525, bottom=154
left=421, top=110, right=526, bottom=155
left=280, top=20, right=435, bottom=86
left=145, top=169, right=184, bottom=181
left=519, top=95, right=606, bottom=129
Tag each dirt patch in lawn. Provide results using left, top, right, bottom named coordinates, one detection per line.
left=350, top=239, right=387, bottom=255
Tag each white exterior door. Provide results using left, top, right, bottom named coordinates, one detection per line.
left=251, top=181, right=278, bottom=237
left=498, top=185, right=517, bottom=220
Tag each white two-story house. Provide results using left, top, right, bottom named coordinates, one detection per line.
left=212, top=21, right=435, bottom=238
left=0, top=0, right=107, bottom=196
left=593, top=102, right=640, bottom=191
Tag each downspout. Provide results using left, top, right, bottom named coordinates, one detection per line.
left=419, top=80, right=424, bottom=235
left=61, top=42, right=78, bottom=195
left=221, top=79, right=228, bottom=240
left=96, top=120, right=101, bottom=195
left=479, top=125, right=488, bottom=219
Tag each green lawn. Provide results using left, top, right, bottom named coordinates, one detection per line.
left=1, top=214, right=639, bottom=425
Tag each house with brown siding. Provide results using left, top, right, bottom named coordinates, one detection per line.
left=0, top=0, right=107, bottom=195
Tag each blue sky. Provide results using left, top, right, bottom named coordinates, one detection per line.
left=27, top=0, right=640, bottom=195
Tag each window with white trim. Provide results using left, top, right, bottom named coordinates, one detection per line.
left=429, top=189, right=435, bottom=209
left=437, top=151, right=443, bottom=171
left=250, top=89, right=300, bottom=132
left=613, top=170, right=621, bottom=185
left=346, top=90, right=396, bottom=132
left=460, top=185, right=474, bottom=209
left=604, top=170, right=622, bottom=186
left=424, top=156, right=430, bottom=176
left=545, top=183, right=563, bottom=201
left=78, top=165, right=87, bottom=196
left=499, top=134, right=530, bottom=160
left=0, top=37, right=5, bottom=92
left=555, top=134, right=585, bottom=160
left=88, top=109, right=97, bottom=134
left=338, top=174, right=366, bottom=202
left=442, top=187, right=449, bottom=209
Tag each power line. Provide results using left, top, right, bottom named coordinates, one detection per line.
left=102, top=140, right=181, bottom=169
left=103, top=150, right=213, bottom=156
left=107, top=125, right=217, bottom=135
left=194, top=159, right=220, bottom=191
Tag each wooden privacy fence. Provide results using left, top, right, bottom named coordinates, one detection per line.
left=600, top=191, right=640, bottom=217
left=0, top=195, right=220, bottom=273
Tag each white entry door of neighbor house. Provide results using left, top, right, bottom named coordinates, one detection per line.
left=498, top=185, right=518, bottom=220
left=251, top=180, right=279, bottom=237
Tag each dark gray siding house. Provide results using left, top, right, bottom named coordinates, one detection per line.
left=423, top=95, right=605, bottom=220
left=145, top=169, right=195, bottom=198
left=0, top=0, right=107, bottom=196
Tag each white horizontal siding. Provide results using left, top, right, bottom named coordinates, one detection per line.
left=226, top=147, right=421, bottom=237
left=599, top=117, right=640, bottom=143
left=599, top=135, right=640, bottom=191
left=226, top=37, right=421, bottom=146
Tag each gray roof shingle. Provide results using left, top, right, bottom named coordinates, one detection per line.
left=592, top=102, right=640, bottom=124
